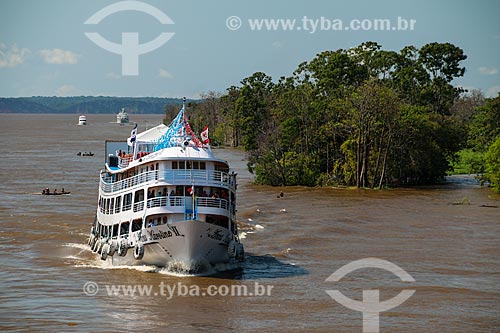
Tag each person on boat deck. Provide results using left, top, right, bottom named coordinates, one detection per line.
left=170, top=190, right=175, bottom=197
left=61, top=188, right=65, bottom=193
left=53, top=189, right=57, bottom=194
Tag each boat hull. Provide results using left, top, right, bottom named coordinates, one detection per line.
left=94, top=220, right=242, bottom=273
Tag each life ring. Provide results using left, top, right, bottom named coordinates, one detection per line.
left=227, top=240, right=237, bottom=258
left=91, top=235, right=98, bottom=248
left=92, top=238, right=99, bottom=252
left=88, top=234, right=95, bottom=246
left=97, top=239, right=104, bottom=254
left=133, top=243, right=144, bottom=260
left=107, top=240, right=117, bottom=256
left=100, top=244, right=108, bottom=260
left=236, top=243, right=244, bottom=261
left=117, top=239, right=128, bottom=257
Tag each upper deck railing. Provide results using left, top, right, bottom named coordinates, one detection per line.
left=100, top=169, right=236, bottom=193
left=98, top=195, right=231, bottom=214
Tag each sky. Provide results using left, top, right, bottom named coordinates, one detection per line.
left=0, top=0, right=499, bottom=99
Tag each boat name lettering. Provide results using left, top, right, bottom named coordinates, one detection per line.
left=206, top=228, right=224, bottom=241
left=147, top=226, right=182, bottom=241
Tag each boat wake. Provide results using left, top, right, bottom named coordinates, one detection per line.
left=62, top=242, right=241, bottom=276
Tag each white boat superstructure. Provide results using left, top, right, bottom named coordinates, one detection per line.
left=88, top=98, right=243, bottom=273
left=78, top=115, right=87, bottom=125
left=117, top=108, right=129, bottom=124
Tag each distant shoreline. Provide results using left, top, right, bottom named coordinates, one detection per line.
left=0, top=111, right=167, bottom=114
left=0, top=96, right=193, bottom=114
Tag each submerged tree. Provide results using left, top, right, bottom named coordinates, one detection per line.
left=185, top=41, right=471, bottom=188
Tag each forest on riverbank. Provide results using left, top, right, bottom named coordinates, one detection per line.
left=0, top=96, right=182, bottom=114
left=171, top=41, right=500, bottom=192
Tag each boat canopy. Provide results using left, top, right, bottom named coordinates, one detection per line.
left=136, top=124, right=168, bottom=143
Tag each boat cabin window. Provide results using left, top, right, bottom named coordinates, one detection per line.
left=146, top=214, right=166, bottom=227
left=172, top=160, right=206, bottom=170
left=174, top=185, right=182, bottom=196
left=215, top=162, right=229, bottom=173
left=131, top=219, right=142, bottom=232
left=112, top=224, right=119, bottom=237
left=115, top=196, right=121, bottom=213
left=123, top=193, right=132, bottom=211
left=120, top=222, right=130, bottom=236
left=134, top=190, right=144, bottom=204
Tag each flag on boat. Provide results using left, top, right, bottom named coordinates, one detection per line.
left=187, top=186, right=194, bottom=195
left=200, top=125, right=210, bottom=144
left=127, top=124, right=138, bottom=146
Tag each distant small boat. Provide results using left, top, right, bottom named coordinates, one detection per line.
left=117, top=108, right=129, bottom=124
left=42, top=188, right=71, bottom=195
left=78, top=115, right=87, bottom=125
left=77, top=152, right=94, bottom=156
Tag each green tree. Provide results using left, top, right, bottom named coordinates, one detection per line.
left=468, top=93, right=500, bottom=150
left=235, top=72, right=274, bottom=151
left=485, top=136, right=500, bottom=193
left=211, top=42, right=471, bottom=188
left=419, top=42, right=467, bottom=115
left=342, top=81, right=400, bottom=188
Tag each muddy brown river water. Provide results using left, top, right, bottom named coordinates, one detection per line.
left=0, top=114, right=499, bottom=332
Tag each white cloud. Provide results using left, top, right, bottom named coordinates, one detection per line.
left=159, top=68, right=174, bottom=79
left=55, top=84, right=80, bottom=96
left=0, top=43, right=30, bottom=68
left=486, top=86, right=500, bottom=98
left=478, top=67, right=499, bottom=75
left=39, top=49, right=78, bottom=64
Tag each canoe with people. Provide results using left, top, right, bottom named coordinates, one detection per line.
left=42, top=188, right=71, bottom=195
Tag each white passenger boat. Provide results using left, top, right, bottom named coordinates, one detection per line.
left=78, top=115, right=87, bottom=125
left=116, top=108, right=129, bottom=124
left=88, top=98, right=243, bottom=273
